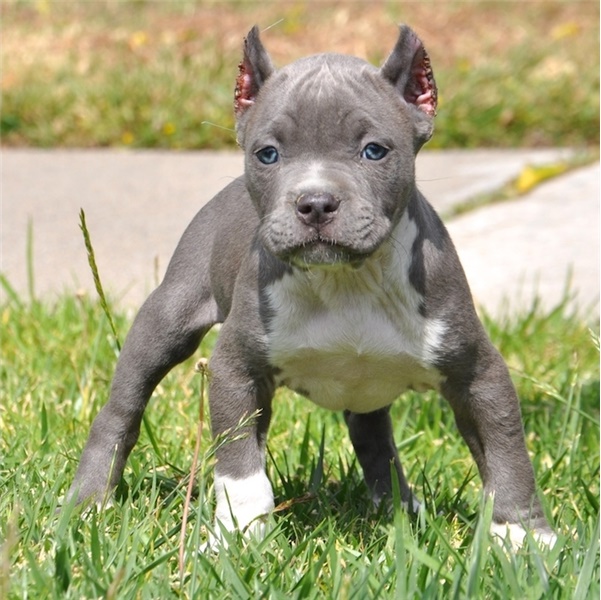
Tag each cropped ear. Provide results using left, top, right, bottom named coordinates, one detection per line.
left=380, top=26, right=438, bottom=148
left=234, top=26, right=275, bottom=123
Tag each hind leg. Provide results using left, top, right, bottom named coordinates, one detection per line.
left=345, top=407, right=419, bottom=512
left=442, top=344, right=555, bottom=547
left=67, top=270, right=219, bottom=506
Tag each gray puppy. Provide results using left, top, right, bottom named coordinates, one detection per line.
left=68, top=25, right=555, bottom=548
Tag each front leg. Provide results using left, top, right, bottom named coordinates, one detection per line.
left=442, top=341, right=555, bottom=547
left=208, top=338, right=276, bottom=538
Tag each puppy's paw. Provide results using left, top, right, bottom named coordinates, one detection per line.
left=201, top=470, right=275, bottom=552
left=201, top=513, right=270, bottom=553
left=490, top=522, right=557, bottom=550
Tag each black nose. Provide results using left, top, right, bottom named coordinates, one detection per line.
left=296, top=192, right=340, bottom=226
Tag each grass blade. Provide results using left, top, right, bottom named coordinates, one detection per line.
left=466, top=496, right=494, bottom=598
left=0, top=273, right=23, bottom=306
left=573, top=517, right=600, bottom=600
left=54, top=543, right=71, bottom=592
left=308, top=424, right=326, bottom=494
left=391, top=464, right=408, bottom=600
left=78, top=209, right=121, bottom=352
left=40, top=401, right=49, bottom=451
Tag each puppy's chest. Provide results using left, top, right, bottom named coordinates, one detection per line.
left=265, top=265, right=445, bottom=413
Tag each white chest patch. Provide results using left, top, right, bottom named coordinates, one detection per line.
left=266, top=214, right=446, bottom=413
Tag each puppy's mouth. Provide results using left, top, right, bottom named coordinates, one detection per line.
left=278, top=237, right=370, bottom=269
left=260, top=209, right=391, bottom=268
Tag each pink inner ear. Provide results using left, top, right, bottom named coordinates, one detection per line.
left=234, top=60, right=255, bottom=114
left=405, top=49, right=437, bottom=117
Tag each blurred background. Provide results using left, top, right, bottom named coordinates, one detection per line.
left=2, top=0, right=599, bottom=151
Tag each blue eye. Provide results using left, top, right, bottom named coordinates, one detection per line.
left=361, top=143, right=389, bottom=161
left=256, top=146, right=279, bottom=165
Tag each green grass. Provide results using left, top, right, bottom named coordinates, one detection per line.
left=0, top=276, right=598, bottom=597
left=1, top=0, right=599, bottom=149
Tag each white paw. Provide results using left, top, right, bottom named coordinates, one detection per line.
left=202, top=470, right=275, bottom=551
left=490, top=522, right=557, bottom=550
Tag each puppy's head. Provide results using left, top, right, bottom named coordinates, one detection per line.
left=235, top=26, right=437, bottom=268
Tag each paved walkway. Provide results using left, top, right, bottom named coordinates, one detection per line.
left=2, top=148, right=598, bottom=320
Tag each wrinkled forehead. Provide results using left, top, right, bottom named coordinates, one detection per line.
left=249, top=54, right=405, bottom=144
left=276, top=53, right=378, bottom=97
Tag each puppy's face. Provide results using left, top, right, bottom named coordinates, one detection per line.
left=243, top=54, right=418, bottom=268
left=234, top=26, right=437, bottom=268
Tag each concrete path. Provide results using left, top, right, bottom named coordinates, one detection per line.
left=2, top=148, right=598, bottom=320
